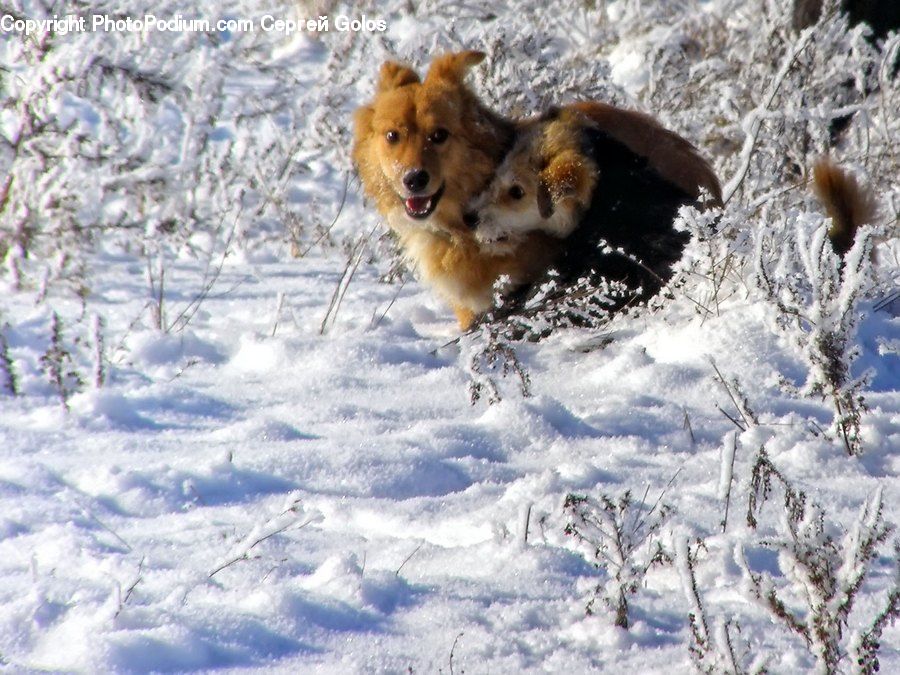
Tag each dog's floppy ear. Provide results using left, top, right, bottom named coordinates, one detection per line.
left=537, top=151, right=595, bottom=219
left=377, top=61, right=420, bottom=93
left=425, top=50, right=486, bottom=85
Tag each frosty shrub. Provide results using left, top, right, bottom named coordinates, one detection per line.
left=684, top=446, right=899, bottom=674
left=755, top=199, right=880, bottom=455
left=738, top=456, right=898, bottom=674
left=746, top=446, right=808, bottom=531
left=564, top=489, right=673, bottom=629
left=0, top=0, right=315, bottom=312
left=208, top=494, right=321, bottom=580
left=462, top=317, right=532, bottom=406
left=623, top=2, right=898, bottom=453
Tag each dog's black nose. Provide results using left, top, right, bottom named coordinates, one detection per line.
left=403, top=169, right=430, bottom=193
left=463, top=212, right=480, bottom=229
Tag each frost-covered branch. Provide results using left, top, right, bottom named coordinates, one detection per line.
left=739, top=480, right=896, bottom=674
left=722, top=26, right=815, bottom=203
left=564, top=489, right=673, bottom=628
left=208, top=497, right=322, bottom=579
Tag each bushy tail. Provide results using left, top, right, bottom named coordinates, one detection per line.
left=812, top=158, right=878, bottom=256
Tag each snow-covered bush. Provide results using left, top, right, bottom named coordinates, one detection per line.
left=463, top=319, right=532, bottom=405
left=680, top=446, right=898, bottom=674
left=622, top=3, right=897, bottom=457
left=756, top=212, right=876, bottom=454
left=564, top=489, right=673, bottom=629
left=0, top=1, right=335, bottom=405
left=208, top=494, right=320, bottom=580
left=1, top=0, right=313, bottom=311
left=739, top=481, right=898, bottom=674
left=746, top=446, right=808, bottom=531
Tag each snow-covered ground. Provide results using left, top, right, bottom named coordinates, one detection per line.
left=1, top=234, right=897, bottom=672
left=1, top=1, right=898, bottom=673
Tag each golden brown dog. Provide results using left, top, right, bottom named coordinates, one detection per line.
left=352, top=51, right=560, bottom=329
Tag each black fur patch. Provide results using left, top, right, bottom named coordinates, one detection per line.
left=537, top=180, right=554, bottom=219
left=504, top=127, right=696, bottom=321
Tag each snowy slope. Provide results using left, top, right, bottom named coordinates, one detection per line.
left=1, top=232, right=897, bottom=673
left=1, top=1, right=898, bottom=673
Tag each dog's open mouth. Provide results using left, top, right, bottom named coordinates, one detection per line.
left=403, top=183, right=444, bottom=220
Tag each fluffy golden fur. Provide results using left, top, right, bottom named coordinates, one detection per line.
left=352, top=51, right=560, bottom=328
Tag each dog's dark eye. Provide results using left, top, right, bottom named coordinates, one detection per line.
left=385, top=130, right=400, bottom=144
left=428, top=128, right=449, bottom=144
left=508, top=185, right=525, bottom=200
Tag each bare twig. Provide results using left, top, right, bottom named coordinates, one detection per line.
left=296, top=172, right=352, bottom=259
left=683, top=407, right=695, bottom=445
left=370, top=277, right=408, bottom=330
left=208, top=513, right=317, bottom=579
left=448, top=632, right=464, bottom=675
left=720, top=433, right=738, bottom=533
left=711, top=361, right=757, bottom=430
left=320, top=223, right=378, bottom=335
left=396, top=542, right=424, bottom=577
left=270, top=291, right=286, bottom=337
left=114, top=556, right=145, bottom=619
left=717, top=406, right=746, bottom=432
left=167, top=208, right=243, bottom=333
left=523, top=503, right=533, bottom=545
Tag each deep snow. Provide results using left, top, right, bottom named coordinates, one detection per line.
left=1, top=239, right=897, bottom=672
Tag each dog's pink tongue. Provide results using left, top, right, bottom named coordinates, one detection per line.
left=406, top=196, right=430, bottom=213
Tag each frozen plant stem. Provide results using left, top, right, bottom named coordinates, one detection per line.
left=0, top=327, right=18, bottom=396
left=91, top=313, right=105, bottom=389
left=40, top=312, right=83, bottom=412
left=208, top=503, right=318, bottom=579
left=320, top=224, right=376, bottom=335
left=448, top=632, right=464, bottom=675
left=146, top=249, right=165, bottom=331
left=719, top=432, right=738, bottom=533
left=678, top=537, right=747, bottom=674
left=711, top=361, right=758, bottom=431
left=114, top=556, right=145, bottom=619
left=270, top=291, right=286, bottom=337
left=396, top=543, right=423, bottom=577
left=166, top=213, right=241, bottom=333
